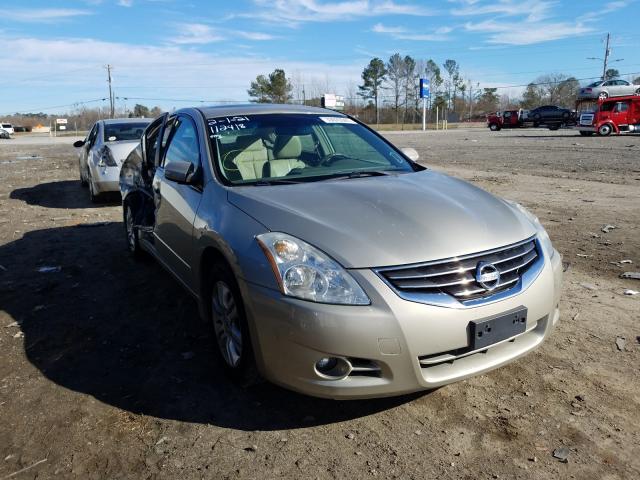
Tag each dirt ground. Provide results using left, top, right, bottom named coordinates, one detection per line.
left=1, top=128, right=638, bottom=480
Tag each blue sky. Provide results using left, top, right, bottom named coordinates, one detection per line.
left=0, top=0, right=638, bottom=115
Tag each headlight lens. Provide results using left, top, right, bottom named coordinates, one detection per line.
left=510, top=202, right=555, bottom=258
left=257, top=232, right=370, bottom=305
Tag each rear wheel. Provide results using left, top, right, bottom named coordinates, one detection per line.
left=208, top=263, right=256, bottom=381
left=598, top=123, right=613, bottom=136
left=598, top=91, right=609, bottom=100
left=489, top=123, right=500, bottom=131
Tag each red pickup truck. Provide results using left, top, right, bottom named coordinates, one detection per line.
left=576, top=95, right=640, bottom=136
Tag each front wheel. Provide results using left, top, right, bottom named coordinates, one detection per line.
left=79, top=162, right=88, bottom=187
left=635, top=88, right=640, bottom=96
left=88, top=174, right=101, bottom=203
left=598, top=123, right=613, bottom=136
left=208, top=263, right=256, bottom=381
left=123, top=204, right=143, bottom=258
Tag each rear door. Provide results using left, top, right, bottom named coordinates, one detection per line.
left=152, top=114, right=203, bottom=291
left=80, top=122, right=99, bottom=171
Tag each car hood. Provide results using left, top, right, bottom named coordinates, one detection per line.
left=228, top=170, right=536, bottom=268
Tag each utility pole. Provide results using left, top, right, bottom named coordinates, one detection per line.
left=105, top=64, right=114, bottom=118
left=602, top=33, right=610, bottom=81
left=587, top=33, right=623, bottom=81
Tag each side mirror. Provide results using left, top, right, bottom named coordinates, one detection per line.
left=164, top=159, right=195, bottom=184
left=400, top=147, right=419, bottom=162
left=73, top=140, right=85, bottom=148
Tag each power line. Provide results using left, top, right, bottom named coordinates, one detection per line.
left=0, top=98, right=107, bottom=116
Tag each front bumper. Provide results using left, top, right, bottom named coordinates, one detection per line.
left=242, top=250, right=562, bottom=399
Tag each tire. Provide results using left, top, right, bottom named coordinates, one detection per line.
left=489, top=123, right=500, bottom=131
left=598, top=92, right=608, bottom=100
left=598, top=123, right=613, bottom=136
left=635, top=88, right=640, bottom=96
left=123, top=203, right=143, bottom=259
left=207, top=263, right=256, bottom=382
left=533, top=113, right=541, bottom=121
left=579, top=131, right=594, bottom=137
left=562, top=111, right=570, bottom=119
left=548, top=124, right=560, bottom=131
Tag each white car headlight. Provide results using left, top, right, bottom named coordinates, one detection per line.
left=256, top=232, right=370, bottom=305
left=510, top=202, right=555, bottom=259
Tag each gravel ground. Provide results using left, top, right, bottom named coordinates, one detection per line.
left=0, top=129, right=639, bottom=479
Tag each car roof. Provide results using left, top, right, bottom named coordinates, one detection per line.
left=196, top=103, right=344, bottom=119
left=102, top=118, right=153, bottom=125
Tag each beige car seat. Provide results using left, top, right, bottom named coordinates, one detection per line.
left=231, top=137, right=269, bottom=180
left=269, top=135, right=306, bottom=177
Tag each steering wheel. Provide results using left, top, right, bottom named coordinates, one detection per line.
left=318, top=152, right=348, bottom=166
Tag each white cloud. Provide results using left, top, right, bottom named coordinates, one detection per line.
left=3, top=8, right=93, bottom=23
left=170, top=23, right=276, bottom=44
left=248, top=0, right=435, bottom=27
left=451, top=0, right=555, bottom=22
left=171, top=24, right=225, bottom=44
left=464, top=19, right=592, bottom=45
left=118, top=0, right=133, bottom=6
left=372, top=22, right=451, bottom=42
left=0, top=36, right=361, bottom=113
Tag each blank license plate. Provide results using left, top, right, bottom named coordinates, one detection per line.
left=469, top=307, right=527, bottom=350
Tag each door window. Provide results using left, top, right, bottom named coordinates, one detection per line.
left=87, top=123, right=99, bottom=147
left=614, top=102, right=628, bottom=113
left=162, top=116, right=201, bottom=172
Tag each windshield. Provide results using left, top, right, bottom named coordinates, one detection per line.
left=104, top=122, right=149, bottom=142
left=208, top=114, right=416, bottom=185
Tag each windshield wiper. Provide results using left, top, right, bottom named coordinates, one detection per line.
left=252, top=178, right=301, bottom=186
left=328, top=170, right=402, bottom=181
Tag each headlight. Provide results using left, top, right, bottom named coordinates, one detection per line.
left=510, top=202, right=555, bottom=259
left=256, top=232, right=370, bottom=305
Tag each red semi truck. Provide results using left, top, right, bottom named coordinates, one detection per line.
left=576, top=95, right=640, bottom=136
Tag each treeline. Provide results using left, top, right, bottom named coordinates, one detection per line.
left=248, top=60, right=640, bottom=125
left=2, top=103, right=163, bottom=130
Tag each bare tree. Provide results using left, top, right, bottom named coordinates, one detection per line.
left=386, top=53, right=404, bottom=124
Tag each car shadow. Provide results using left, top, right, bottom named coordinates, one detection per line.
left=0, top=223, right=422, bottom=430
left=10, top=180, right=121, bottom=209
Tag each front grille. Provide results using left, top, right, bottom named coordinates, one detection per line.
left=579, top=114, right=594, bottom=126
left=376, top=237, right=539, bottom=304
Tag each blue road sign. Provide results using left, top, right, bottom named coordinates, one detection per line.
left=419, top=78, right=430, bottom=99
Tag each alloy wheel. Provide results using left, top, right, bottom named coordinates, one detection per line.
left=211, top=281, right=243, bottom=368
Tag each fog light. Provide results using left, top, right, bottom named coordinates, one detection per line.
left=316, top=357, right=337, bottom=372
left=314, top=356, right=351, bottom=379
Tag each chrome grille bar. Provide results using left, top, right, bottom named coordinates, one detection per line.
left=374, top=236, right=542, bottom=307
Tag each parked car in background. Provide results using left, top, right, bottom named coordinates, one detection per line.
left=528, top=105, right=575, bottom=128
left=0, top=128, right=11, bottom=139
left=1, top=123, right=14, bottom=135
left=576, top=95, right=640, bottom=136
left=578, top=79, right=640, bottom=100
left=74, top=118, right=152, bottom=202
left=120, top=103, right=562, bottom=399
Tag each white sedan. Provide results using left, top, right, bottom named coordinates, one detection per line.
left=75, top=118, right=152, bottom=202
